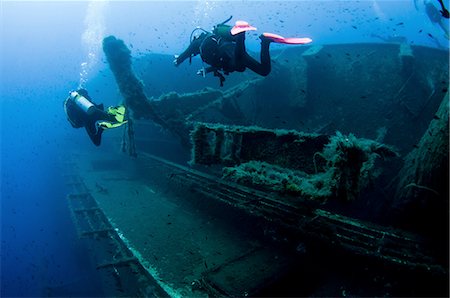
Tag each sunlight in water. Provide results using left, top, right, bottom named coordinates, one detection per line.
left=192, top=0, right=215, bottom=28
left=79, top=0, right=108, bottom=89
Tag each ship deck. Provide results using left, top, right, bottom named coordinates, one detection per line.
left=63, top=147, right=447, bottom=297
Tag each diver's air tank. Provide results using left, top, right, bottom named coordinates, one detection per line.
left=213, top=24, right=234, bottom=41
left=70, top=91, right=94, bottom=113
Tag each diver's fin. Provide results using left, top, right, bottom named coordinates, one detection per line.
left=96, top=120, right=128, bottom=130
left=262, top=32, right=312, bottom=44
left=85, top=122, right=102, bottom=146
left=231, top=20, right=257, bottom=36
left=107, top=105, right=127, bottom=122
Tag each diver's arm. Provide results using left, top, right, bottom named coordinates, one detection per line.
left=174, top=33, right=207, bottom=66
left=196, top=66, right=216, bottom=77
left=174, top=49, right=196, bottom=66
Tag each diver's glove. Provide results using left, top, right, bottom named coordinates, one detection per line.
left=196, top=68, right=206, bottom=77
left=173, top=55, right=180, bottom=66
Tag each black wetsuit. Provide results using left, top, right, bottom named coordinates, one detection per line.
left=64, top=89, right=116, bottom=146
left=438, top=0, right=449, bottom=18
left=176, top=29, right=271, bottom=85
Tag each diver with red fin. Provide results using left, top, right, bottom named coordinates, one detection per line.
left=174, top=16, right=312, bottom=86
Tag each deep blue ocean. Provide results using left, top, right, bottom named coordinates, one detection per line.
left=1, top=1, right=448, bottom=296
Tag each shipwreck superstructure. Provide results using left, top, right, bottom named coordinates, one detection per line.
left=63, top=36, right=449, bottom=296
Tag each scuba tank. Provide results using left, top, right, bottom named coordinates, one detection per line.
left=70, top=91, right=94, bottom=113
left=64, top=90, right=93, bottom=128
left=200, top=16, right=234, bottom=66
left=212, top=15, right=234, bottom=41
left=189, top=16, right=233, bottom=44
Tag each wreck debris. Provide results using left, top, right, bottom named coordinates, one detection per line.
left=190, top=123, right=398, bottom=201
left=392, top=92, right=449, bottom=231
left=121, top=118, right=137, bottom=158
left=103, top=36, right=159, bottom=121
left=222, top=161, right=333, bottom=200
left=139, top=152, right=446, bottom=276
left=190, top=122, right=330, bottom=170
left=103, top=35, right=191, bottom=145
left=323, top=131, right=398, bottom=201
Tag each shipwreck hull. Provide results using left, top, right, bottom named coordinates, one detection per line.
left=63, top=149, right=447, bottom=296
left=66, top=39, right=450, bottom=296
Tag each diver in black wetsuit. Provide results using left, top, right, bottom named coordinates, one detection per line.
left=174, top=17, right=312, bottom=86
left=174, top=19, right=270, bottom=86
left=437, top=0, right=449, bottom=18
left=63, top=89, right=127, bottom=146
left=424, top=0, right=450, bottom=39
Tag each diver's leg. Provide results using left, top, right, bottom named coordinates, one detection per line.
left=87, top=107, right=116, bottom=123
left=84, top=107, right=114, bottom=146
left=234, top=32, right=247, bottom=72
left=85, top=124, right=103, bottom=146
left=243, top=39, right=271, bottom=76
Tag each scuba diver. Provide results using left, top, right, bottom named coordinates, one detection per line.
left=63, top=89, right=128, bottom=146
left=174, top=17, right=312, bottom=86
left=425, top=0, right=450, bottom=39
left=415, top=0, right=450, bottom=40
left=437, top=0, right=449, bottom=18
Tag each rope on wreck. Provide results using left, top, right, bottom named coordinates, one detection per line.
left=121, top=108, right=137, bottom=158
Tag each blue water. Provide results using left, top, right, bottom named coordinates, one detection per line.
left=1, top=1, right=448, bottom=296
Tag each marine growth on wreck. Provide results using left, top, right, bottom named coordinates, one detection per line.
left=90, top=31, right=449, bottom=296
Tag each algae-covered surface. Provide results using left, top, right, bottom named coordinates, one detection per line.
left=66, top=145, right=448, bottom=297
left=72, top=149, right=284, bottom=296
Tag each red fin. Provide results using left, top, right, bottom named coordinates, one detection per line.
left=231, top=20, right=257, bottom=36
left=263, top=32, right=312, bottom=44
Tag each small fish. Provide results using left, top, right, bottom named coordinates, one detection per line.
left=396, top=22, right=404, bottom=26
left=204, top=261, right=208, bottom=269
left=145, top=186, right=156, bottom=194
left=433, top=115, right=440, bottom=120
left=427, top=33, right=434, bottom=38
left=352, top=25, right=357, bottom=29
left=360, top=95, right=368, bottom=99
